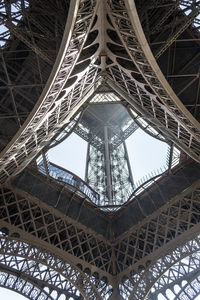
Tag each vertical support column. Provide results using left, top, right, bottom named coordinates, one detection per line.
left=85, top=142, right=90, bottom=181
left=111, top=142, right=134, bottom=204
left=123, top=141, right=134, bottom=186
left=110, top=284, right=123, bottom=300
left=85, top=143, right=107, bottom=204
left=104, top=126, right=113, bottom=203
left=42, top=151, right=49, bottom=179
left=104, top=126, right=112, bottom=204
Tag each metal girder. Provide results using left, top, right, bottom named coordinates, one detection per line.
left=151, top=2, right=179, bottom=35
left=86, top=140, right=134, bottom=207
left=148, top=268, right=200, bottom=300
left=0, top=1, right=67, bottom=153
left=2, top=2, right=50, bottom=63
left=0, top=0, right=199, bottom=186
left=0, top=265, right=75, bottom=300
left=0, top=0, right=100, bottom=183
left=155, top=7, right=199, bottom=59
left=0, top=1, right=199, bottom=299
left=48, top=111, right=83, bottom=149
left=0, top=83, right=45, bottom=90
left=107, top=0, right=200, bottom=153
left=121, top=235, right=200, bottom=299
left=0, top=167, right=199, bottom=298
left=174, top=273, right=200, bottom=300
left=106, top=78, right=200, bottom=162
left=0, top=183, right=114, bottom=276
left=112, top=178, right=200, bottom=274
left=5, top=23, right=54, bottom=65
left=138, top=0, right=200, bottom=125
left=0, top=234, right=104, bottom=300
left=1, top=52, right=21, bottom=128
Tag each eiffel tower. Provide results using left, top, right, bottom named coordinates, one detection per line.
left=0, top=0, right=200, bottom=299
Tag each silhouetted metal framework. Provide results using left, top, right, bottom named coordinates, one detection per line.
left=0, top=0, right=200, bottom=299
left=75, top=103, right=137, bottom=206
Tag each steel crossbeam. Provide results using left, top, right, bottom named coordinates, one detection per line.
left=121, top=236, right=200, bottom=299
left=106, top=78, right=200, bottom=162
left=0, top=267, right=69, bottom=300
left=0, top=185, right=114, bottom=277
left=0, top=235, right=104, bottom=300
left=107, top=0, right=200, bottom=157
left=0, top=0, right=199, bottom=186
left=4, top=22, right=53, bottom=65
left=0, top=1, right=200, bottom=299
left=0, top=172, right=200, bottom=298
left=48, top=112, right=83, bottom=149
left=0, top=0, right=100, bottom=183
left=174, top=273, right=200, bottom=300
left=155, top=7, right=199, bottom=59
left=151, top=2, right=179, bottom=35
left=148, top=267, right=200, bottom=299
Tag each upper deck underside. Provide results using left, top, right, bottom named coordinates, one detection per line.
left=0, top=0, right=199, bottom=183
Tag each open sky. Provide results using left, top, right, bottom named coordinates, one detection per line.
left=0, top=3, right=199, bottom=300
left=1, top=286, right=200, bottom=300
left=0, top=289, right=28, bottom=300
left=48, top=128, right=169, bottom=185
left=0, top=129, right=171, bottom=300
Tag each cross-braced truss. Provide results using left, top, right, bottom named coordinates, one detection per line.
left=120, top=235, right=200, bottom=299
left=0, top=0, right=199, bottom=184
left=0, top=175, right=200, bottom=298
left=86, top=141, right=134, bottom=207
left=148, top=253, right=200, bottom=300
left=0, top=0, right=69, bottom=150
left=83, top=103, right=136, bottom=206
left=0, top=0, right=200, bottom=299
left=0, top=234, right=111, bottom=300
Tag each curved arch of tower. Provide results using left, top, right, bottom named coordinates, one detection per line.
left=0, top=0, right=200, bottom=299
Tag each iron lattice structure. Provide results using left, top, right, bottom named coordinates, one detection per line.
left=0, top=0, right=200, bottom=299
left=75, top=102, right=137, bottom=206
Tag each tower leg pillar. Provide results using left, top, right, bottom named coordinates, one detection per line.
left=104, top=125, right=112, bottom=203
left=110, top=283, right=123, bottom=300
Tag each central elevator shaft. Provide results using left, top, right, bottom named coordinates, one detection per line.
left=104, top=125, right=113, bottom=202
left=77, top=102, right=137, bottom=206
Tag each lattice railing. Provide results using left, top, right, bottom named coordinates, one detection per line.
left=38, top=160, right=101, bottom=205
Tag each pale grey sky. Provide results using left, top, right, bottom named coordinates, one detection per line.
left=1, top=286, right=200, bottom=299
left=0, top=288, right=28, bottom=299
left=0, top=3, right=199, bottom=300
left=0, top=130, right=171, bottom=300
left=48, top=128, right=169, bottom=184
